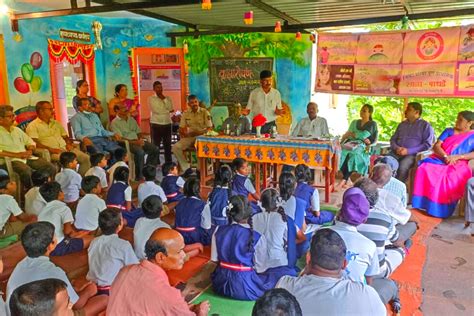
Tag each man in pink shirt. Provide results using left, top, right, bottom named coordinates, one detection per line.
left=107, top=228, right=210, bottom=315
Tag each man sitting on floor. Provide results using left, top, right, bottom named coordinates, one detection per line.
left=276, top=229, right=386, bottom=315
left=373, top=155, right=407, bottom=207
left=107, top=227, right=210, bottom=315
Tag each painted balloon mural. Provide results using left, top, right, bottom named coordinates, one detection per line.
left=13, top=52, right=44, bottom=94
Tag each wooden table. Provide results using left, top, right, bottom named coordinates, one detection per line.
left=195, top=135, right=340, bottom=202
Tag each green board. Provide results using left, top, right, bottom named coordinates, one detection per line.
left=209, top=58, right=273, bottom=106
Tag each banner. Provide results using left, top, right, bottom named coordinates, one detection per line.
left=315, top=25, right=474, bottom=98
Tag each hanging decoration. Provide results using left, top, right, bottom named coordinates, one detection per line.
left=295, top=32, right=302, bottom=40
left=47, top=39, right=95, bottom=64
left=309, top=33, right=316, bottom=43
left=91, top=21, right=103, bottom=50
left=202, top=0, right=212, bottom=10
left=244, top=11, right=253, bottom=25
left=127, top=49, right=139, bottom=105
left=183, top=41, right=189, bottom=54
left=274, top=21, right=282, bottom=32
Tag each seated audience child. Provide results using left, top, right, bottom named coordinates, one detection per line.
left=106, top=166, right=142, bottom=227
left=24, top=169, right=49, bottom=215
left=294, top=164, right=334, bottom=225
left=253, top=188, right=298, bottom=276
left=38, top=181, right=92, bottom=256
left=174, top=177, right=211, bottom=245
left=208, top=164, right=233, bottom=227
left=137, top=164, right=167, bottom=207
left=276, top=229, right=386, bottom=315
left=160, top=162, right=185, bottom=203
left=108, top=147, right=129, bottom=184
left=0, top=174, right=35, bottom=238
left=231, top=158, right=260, bottom=201
left=252, top=288, right=302, bottom=316
left=279, top=172, right=307, bottom=245
left=55, top=152, right=82, bottom=210
left=75, top=176, right=107, bottom=232
left=7, top=222, right=105, bottom=314
left=134, top=195, right=171, bottom=259
left=85, top=153, right=109, bottom=194
left=9, top=278, right=74, bottom=316
left=212, top=195, right=284, bottom=301
left=87, top=208, right=139, bottom=295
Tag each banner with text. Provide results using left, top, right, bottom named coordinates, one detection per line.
left=315, top=25, right=474, bottom=97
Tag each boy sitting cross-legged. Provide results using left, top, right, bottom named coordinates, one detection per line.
left=38, top=181, right=93, bottom=256
left=75, top=175, right=107, bottom=232
left=87, top=208, right=139, bottom=295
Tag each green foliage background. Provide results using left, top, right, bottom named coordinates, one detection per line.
left=347, top=97, right=473, bottom=141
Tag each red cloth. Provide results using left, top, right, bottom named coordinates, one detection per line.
left=107, top=260, right=195, bottom=315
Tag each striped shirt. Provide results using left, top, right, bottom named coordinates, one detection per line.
left=357, top=208, right=399, bottom=270
left=383, top=177, right=407, bottom=207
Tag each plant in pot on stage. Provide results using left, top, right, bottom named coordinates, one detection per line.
left=252, top=114, right=266, bottom=138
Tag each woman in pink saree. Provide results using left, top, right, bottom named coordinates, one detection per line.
left=108, top=84, right=140, bottom=122
left=412, top=111, right=474, bottom=218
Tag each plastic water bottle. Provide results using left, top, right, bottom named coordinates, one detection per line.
left=271, top=125, right=277, bottom=138
left=236, top=123, right=241, bottom=136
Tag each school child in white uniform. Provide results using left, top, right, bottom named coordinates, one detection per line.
left=75, top=175, right=107, bottom=232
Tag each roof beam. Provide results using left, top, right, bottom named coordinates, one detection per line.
left=245, top=0, right=300, bottom=24
left=167, top=7, right=474, bottom=37
left=12, top=0, right=199, bottom=26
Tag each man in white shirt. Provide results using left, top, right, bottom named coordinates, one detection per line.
left=26, top=101, right=91, bottom=175
left=243, top=70, right=285, bottom=134
left=148, top=81, right=174, bottom=164
left=277, top=228, right=386, bottom=316
left=291, top=102, right=329, bottom=138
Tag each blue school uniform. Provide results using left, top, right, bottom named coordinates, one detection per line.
left=106, top=182, right=143, bottom=228
left=175, top=196, right=211, bottom=245
left=211, top=223, right=283, bottom=301
left=161, top=175, right=184, bottom=203
left=282, top=196, right=310, bottom=259
left=208, top=186, right=231, bottom=227
left=232, top=173, right=260, bottom=214
left=294, top=182, right=335, bottom=225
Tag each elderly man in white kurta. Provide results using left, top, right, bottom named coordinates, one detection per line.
left=244, top=70, right=284, bottom=134
left=291, top=102, right=329, bottom=138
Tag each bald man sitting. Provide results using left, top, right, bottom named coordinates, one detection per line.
left=107, top=228, right=210, bottom=315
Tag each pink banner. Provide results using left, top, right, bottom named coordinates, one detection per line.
left=356, top=33, right=404, bottom=64
left=459, top=26, right=474, bottom=61
left=315, top=64, right=354, bottom=92
left=399, top=63, right=456, bottom=96
left=354, top=64, right=401, bottom=94
left=403, top=28, right=460, bottom=64
left=318, top=34, right=358, bottom=64
left=456, top=62, right=474, bottom=95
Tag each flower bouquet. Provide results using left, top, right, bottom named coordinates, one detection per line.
left=252, top=114, right=267, bottom=138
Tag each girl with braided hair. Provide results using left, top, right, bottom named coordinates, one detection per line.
left=208, top=164, right=233, bottom=228
left=294, top=164, right=335, bottom=225
left=211, top=195, right=281, bottom=300
left=253, top=188, right=299, bottom=276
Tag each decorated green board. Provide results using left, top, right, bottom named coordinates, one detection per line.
left=209, top=58, right=273, bottom=105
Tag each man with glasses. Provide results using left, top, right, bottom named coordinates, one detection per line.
left=0, top=105, right=56, bottom=188
left=26, top=101, right=90, bottom=175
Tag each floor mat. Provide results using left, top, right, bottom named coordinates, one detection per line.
left=192, top=287, right=255, bottom=316
left=390, top=209, right=442, bottom=316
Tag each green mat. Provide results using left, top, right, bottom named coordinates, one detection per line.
left=0, top=234, right=18, bottom=249
left=192, top=287, right=255, bottom=316
left=320, top=204, right=339, bottom=214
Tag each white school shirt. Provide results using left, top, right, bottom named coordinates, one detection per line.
left=328, top=221, right=380, bottom=283
left=6, top=256, right=79, bottom=305
left=133, top=217, right=171, bottom=259
left=0, top=194, right=23, bottom=231
left=85, top=166, right=108, bottom=188
left=38, top=200, right=74, bottom=243
left=55, top=168, right=82, bottom=203
left=252, top=211, right=288, bottom=273
left=108, top=161, right=129, bottom=184
left=376, top=188, right=411, bottom=225
left=291, top=116, right=329, bottom=138
left=277, top=274, right=386, bottom=316
left=137, top=181, right=167, bottom=207
left=87, top=234, right=139, bottom=287
left=282, top=195, right=297, bottom=220
left=246, top=87, right=282, bottom=122
left=24, top=186, right=47, bottom=216
left=75, top=194, right=107, bottom=231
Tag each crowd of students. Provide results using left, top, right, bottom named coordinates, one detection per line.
left=0, top=132, right=423, bottom=315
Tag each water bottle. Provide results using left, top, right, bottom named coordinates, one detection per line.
left=271, top=125, right=277, bottom=138
left=236, top=123, right=241, bottom=136
left=225, top=124, right=230, bottom=135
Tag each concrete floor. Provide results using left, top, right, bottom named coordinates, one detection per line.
left=421, top=216, right=474, bottom=315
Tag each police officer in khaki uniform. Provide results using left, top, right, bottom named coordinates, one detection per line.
left=172, top=95, right=212, bottom=171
